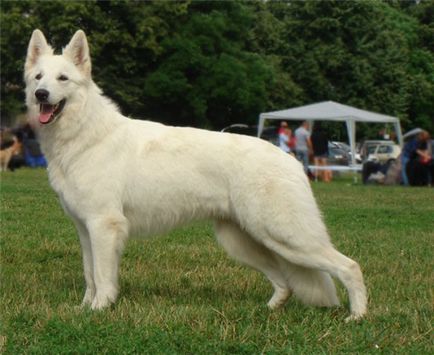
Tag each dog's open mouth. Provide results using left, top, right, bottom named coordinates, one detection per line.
left=39, top=99, right=66, bottom=125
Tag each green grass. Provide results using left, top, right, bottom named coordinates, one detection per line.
left=1, top=169, right=433, bottom=354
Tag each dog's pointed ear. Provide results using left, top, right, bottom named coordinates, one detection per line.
left=63, top=30, right=91, bottom=77
left=25, top=29, right=53, bottom=71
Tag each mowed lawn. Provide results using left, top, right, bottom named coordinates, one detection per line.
left=1, top=168, right=432, bottom=354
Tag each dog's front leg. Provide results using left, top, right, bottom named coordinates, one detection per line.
left=79, top=234, right=95, bottom=306
left=87, top=215, right=128, bottom=310
left=71, top=218, right=96, bottom=306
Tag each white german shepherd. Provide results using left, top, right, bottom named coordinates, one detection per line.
left=25, top=30, right=367, bottom=321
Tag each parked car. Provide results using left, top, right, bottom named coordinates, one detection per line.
left=328, top=143, right=350, bottom=165
left=360, top=140, right=401, bottom=164
left=330, top=141, right=361, bottom=163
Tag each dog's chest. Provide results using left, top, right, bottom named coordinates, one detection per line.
left=47, top=164, right=87, bottom=217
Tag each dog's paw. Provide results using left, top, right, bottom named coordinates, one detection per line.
left=81, top=288, right=95, bottom=307
left=91, top=297, right=110, bottom=310
left=267, top=288, right=291, bottom=310
left=344, top=313, right=364, bottom=323
left=90, top=288, right=118, bottom=310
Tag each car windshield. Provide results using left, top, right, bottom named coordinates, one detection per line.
left=367, top=146, right=377, bottom=154
left=378, top=145, right=392, bottom=153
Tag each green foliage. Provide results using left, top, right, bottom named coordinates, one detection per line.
left=1, top=0, right=433, bottom=132
left=263, top=0, right=431, bottom=132
left=1, top=169, right=433, bottom=353
left=143, top=1, right=272, bottom=128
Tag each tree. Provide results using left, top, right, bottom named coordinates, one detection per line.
left=1, top=0, right=433, bottom=132
left=143, top=1, right=272, bottom=128
left=257, top=0, right=433, bottom=135
left=1, top=0, right=272, bottom=129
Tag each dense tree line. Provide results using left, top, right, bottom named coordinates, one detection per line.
left=1, top=0, right=433, bottom=134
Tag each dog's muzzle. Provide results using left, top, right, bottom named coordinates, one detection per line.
left=35, top=89, right=66, bottom=125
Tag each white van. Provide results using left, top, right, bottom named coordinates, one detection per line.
left=361, top=140, right=401, bottom=164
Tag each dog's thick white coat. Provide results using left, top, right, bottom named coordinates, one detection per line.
left=25, top=30, right=367, bottom=320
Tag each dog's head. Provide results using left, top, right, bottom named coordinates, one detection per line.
left=25, top=30, right=92, bottom=126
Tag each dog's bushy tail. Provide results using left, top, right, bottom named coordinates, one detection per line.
left=282, top=261, right=340, bottom=307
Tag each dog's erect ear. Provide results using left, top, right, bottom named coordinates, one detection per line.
left=25, top=29, right=53, bottom=71
left=63, top=30, right=91, bottom=77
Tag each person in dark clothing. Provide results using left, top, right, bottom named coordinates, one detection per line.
left=406, top=131, right=433, bottom=186
left=311, top=123, right=331, bottom=182
left=401, top=137, right=418, bottom=186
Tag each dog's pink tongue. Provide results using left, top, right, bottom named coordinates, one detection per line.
left=39, top=105, right=54, bottom=124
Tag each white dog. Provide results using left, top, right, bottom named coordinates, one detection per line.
left=25, top=30, right=367, bottom=321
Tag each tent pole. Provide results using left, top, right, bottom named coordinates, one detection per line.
left=258, top=116, right=265, bottom=137
left=346, top=120, right=358, bottom=183
left=346, top=120, right=357, bottom=166
left=395, top=121, right=403, bottom=147
left=308, top=120, right=314, bottom=133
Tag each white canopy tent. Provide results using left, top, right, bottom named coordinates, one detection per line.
left=258, top=101, right=403, bottom=166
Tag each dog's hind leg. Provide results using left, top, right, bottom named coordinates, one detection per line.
left=214, top=220, right=291, bottom=309
left=87, top=214, right=129, bottom=310
left=262, top=238, right=367, bottom=321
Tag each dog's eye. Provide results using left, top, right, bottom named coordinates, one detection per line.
left=35, top=73, right=42, bottom=80
left=58, top=75, right=69, bottom=81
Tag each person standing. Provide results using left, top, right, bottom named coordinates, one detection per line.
left=278, top=121, right=292, bottom=154
left=407, top=130, right=432, bottom=186
left=295, top=121, right=312, bottom=174
left=401, top=136, right=418, bottom=186
left=311, top=123, right=331, bottom=182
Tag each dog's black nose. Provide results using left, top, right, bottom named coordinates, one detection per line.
left=35, top=89, right=49, bottom=102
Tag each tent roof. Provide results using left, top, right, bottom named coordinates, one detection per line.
left=259, top=101, right=399, bottom=123
left=403, top=127, right=423, bottom=140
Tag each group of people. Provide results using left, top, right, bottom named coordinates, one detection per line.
left=278, top=120, right=433, bottom=187
left=401, top=130, right=433, bottom=186
left=278, top=120, right=331, bottom=182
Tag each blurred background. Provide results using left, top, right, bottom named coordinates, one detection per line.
left=1, top=0, right=433, bottom=138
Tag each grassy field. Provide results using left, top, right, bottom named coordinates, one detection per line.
left=1, top=168, right=433, bottom=354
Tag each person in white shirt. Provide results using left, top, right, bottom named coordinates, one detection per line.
left=278, top=121, right=292, bottom=153
left=295, top=121, right=312, bottom=173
